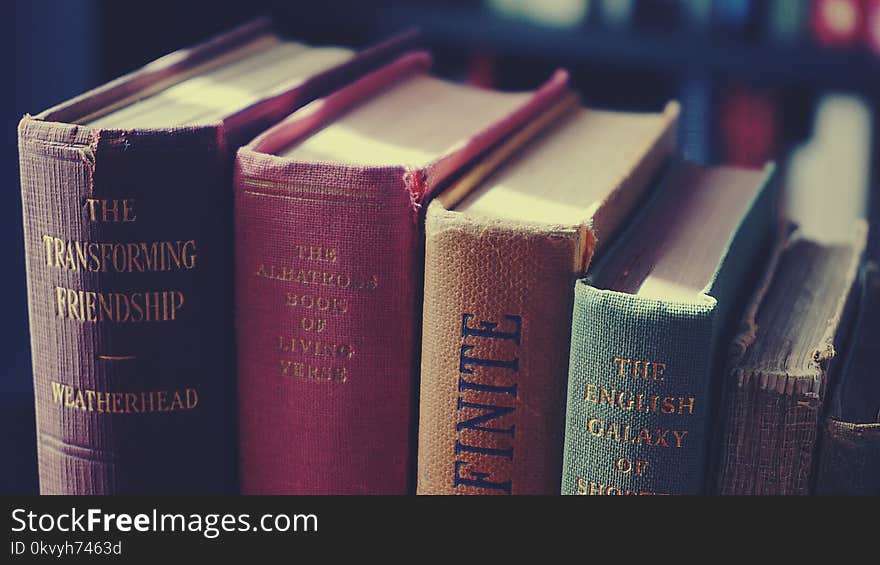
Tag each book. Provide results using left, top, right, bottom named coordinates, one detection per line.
left=417, top=101, right=680, bottom=495
left=812, top=0, right=864, bottom=48
left=815, top=261, right=880, bottom=495
left=17, top=19, right=413, bottom=494
left=766, top=0, right=808, bottom=44
left=234, top=51, right=572, bottom=494
left=783, top=94, right=872, bottom=242
left=719, top=85, right=777, bottom=168
left=714, top=224, right=866, bottom=495
left=561, top=160, right=778, bottom=496
left=866, top=0, right=880, bottom=54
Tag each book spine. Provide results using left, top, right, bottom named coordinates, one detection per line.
left=235, top=162, right=418, bottom=495
left=417, top=208, right=589, bottom=495
left=562, top=285, right=718, bottom=495
left=18, top=120, right=237, bottom=494
left=815, top=418, right=880, bottom=495
left=714, top=373, right=821, bottom=495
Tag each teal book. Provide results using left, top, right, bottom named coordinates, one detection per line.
left=561, top=160, right=778, bottom=495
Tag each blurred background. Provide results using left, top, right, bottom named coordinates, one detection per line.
left=3, top=0, right=878, bottom=493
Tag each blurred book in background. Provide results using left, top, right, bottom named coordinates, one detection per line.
left=784, top=94, right=872, bottom=241
left=487, top=0, right=591, bottom=28
left=719, top=84, right=778, bottom=167
left=812, top=0, right=864, bottom=48
left=766, top=0, right=808, bottom=44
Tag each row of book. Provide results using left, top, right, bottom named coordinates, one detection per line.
left=487, top=0, right=880, bottom=53
left=18, top=20, right=878, bottom=495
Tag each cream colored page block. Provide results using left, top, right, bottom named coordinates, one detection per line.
left=281, top=75, right=533, bottom=167
left=456, top=108, right=671, bottom=225
left=87, top=41, right=352, bottom=128
left=592, top=163, right=764, bottom=300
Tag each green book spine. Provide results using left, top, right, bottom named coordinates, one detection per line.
left=562, top=288, right=717, bottom=495
left=561, top=164, right=777, bottom=495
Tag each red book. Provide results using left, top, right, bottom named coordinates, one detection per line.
left=234, top=52, right=570, bottom=494
left=720, top=85, right=778, bottom=167
left=812, top=0, right=865, bottom=48
left=864, top=0, right=880, bottom=53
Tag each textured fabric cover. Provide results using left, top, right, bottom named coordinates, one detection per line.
left=18, top=20, right=415, bottom=494
left=234, top=54, right=572, bottom=494
left=562, top=163, right=778, bottom=495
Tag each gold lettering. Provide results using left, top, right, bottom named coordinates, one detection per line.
left=83, top=198, right=136, bottom=223
left=612, top=355, right=628, bottom=376
left=111, top=392, right=122, bottom=413
left=678, top=397, right=696, bottom=415
left=186, top=388, right=199, bottom=409
left=52, top=287, right=185, bottom=323
left=300, top=317, right=326, bottom=333
left=673, top=430, right=688, bottom=448
left=635, top=428, right=651, bottom=446
left=584, top=382, right=597, bottom=403
left=586, top=384, right=696, bottom=416
left=51, top=381, right=65, bottom=403
left=613, top=356, right=667, bottom=381
left=254, top=262, right=377, bottom=290
left=284, top=293, right=348, bottom=314
left=652, top=362, right=666, bottom=382
left=276, top=335, right=354, bottom=359
left=39, top=236, right=197, bottom=273
left=122, top=199, right=136, bottom=222
left=48, top=382, right=200, bottom=414
left=279, top=359, right=347, bottom=382
left=157, top=391, right=168, bottom=412
left=95, top=392, right=109, bottom=413
left=583, top=417, right=688, bottom=450
left=294, top=244, right=337, bottom=263
left=84, top=199, right=99, bottom=222
left=574, top=477, right=668, bottom=496
left=587, top=418, right=602, bottom=437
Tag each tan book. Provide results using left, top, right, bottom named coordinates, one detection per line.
left=417, top=100, right=680, bottom=495
left=714, top=223, right=867, bottom=495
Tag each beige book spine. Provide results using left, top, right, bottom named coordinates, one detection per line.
left=417, top=207, right=592, bottom=495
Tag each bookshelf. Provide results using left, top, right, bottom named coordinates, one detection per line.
left=366, top=1, right=880, bottom=95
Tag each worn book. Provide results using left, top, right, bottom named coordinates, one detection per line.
left=234, top=51, right=572, bottom=494
left=18, top=19, right=413, bottom=494
left=417, top=100, right=681, bottom=495
left=815, top=261, right=880, bottom=495
left=562, top=161, right=778, bottom=496
left=714, top=224, right=867, bottom=495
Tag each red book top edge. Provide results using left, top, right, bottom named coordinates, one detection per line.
left=237, top=51, right=571, bottom=206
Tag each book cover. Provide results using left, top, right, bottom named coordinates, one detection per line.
left=417, top=102, right=680, bottom=495
left=714, top=224, right=866, bottom=495
left=234, top=51, right=571, bottom=494
left=562, top=161, right=778, bottom=495
left=815, top=261, right=880, bottom=495
left=18, top=19, right=413, bottom=494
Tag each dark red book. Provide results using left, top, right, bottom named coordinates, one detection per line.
left=812, top=0, right=865, bottom=48
left=234, top=51, right=570, bottom=494
left=720, top=85, right=778, bottom=167
left=18, top=19, right=414, bottom=494
left=864, top=0, right=880, bottom=53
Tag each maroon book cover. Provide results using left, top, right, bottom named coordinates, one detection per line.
left=18, top=19, right=415, bottom=494
left=234, top=51, right=570, bottom=494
